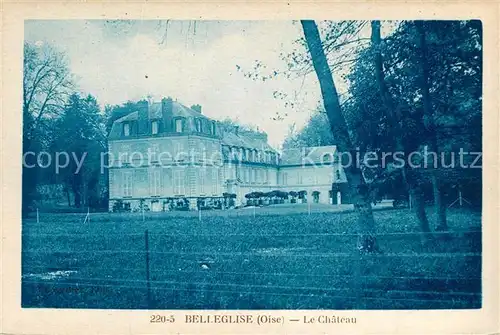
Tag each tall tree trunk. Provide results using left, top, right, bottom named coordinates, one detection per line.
left=72, top=173, right=82, bottom=208
left=431, top=174, right=447, bottom=230
left=301, top=20, right=378, bottom=253
left=415, top=21, right=448, bottom=231
left=370, top=21, right=432, bottom=237
left=410, top=185, right=432, bottom=245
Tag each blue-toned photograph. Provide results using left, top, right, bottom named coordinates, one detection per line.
left=22, top=20, right=482, bottom=309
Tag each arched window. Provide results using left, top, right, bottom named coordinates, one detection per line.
left=195, top=118, right=202, bottom=132
left=211, top=121, right=217, bottom=135
left=123, top=123, right=130, bottom=137
left=151, top=120, right=159, bottom=135
left=174, top=118, right=183, bottom=133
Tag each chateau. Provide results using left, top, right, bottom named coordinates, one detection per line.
left=107, top=98, right=348, bottom=212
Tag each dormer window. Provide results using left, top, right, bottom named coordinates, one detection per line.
left=151, top=121, right=159, bottom=135
left=195, top=118, right=202, bottom=132
left=123, top=123, right=130, bottom=137
left=211, top=121, right=216, bottom=135
left=175, top=119, right=183, bottom=133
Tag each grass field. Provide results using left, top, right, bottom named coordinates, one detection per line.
left=22, top=207, right=482, bottom=309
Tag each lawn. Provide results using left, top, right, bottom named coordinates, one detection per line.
left=21, top=208, right=481, bottom=309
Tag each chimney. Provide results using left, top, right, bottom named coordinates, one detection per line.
left=191, top=104, right=202, bottom=113
left=234, top=125, right=239, bottom=135
left=138, top=100, right=149, bottom=135
left=161, top=97, right=173, bottom=132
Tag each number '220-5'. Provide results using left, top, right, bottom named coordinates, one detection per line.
left=150, top=315, right=175, bottom=323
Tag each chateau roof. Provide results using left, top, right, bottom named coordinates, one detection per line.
left=109, top=99, right=277, bottom=153
left=148, top=102, right=211, bottom=120
left=221, top=132, right=277, bottom=153
left=113, top=101, right=210, bottom=123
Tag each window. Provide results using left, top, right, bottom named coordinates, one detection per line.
left=251, top=168, right=256, bottom=184
left=195, top=118, right=202, bottom=132
left=122, top=171, right=133, bottom=197
left=123, top=123, right=130, bottom=137
left=198, top=168, right=206, bottom=194
left=151, top=121, right=159, bottom=135
left=198, top=143, right=206, bottom=161
left=211, top=168, right=218, bottom=194
left=150, top=143, right=160, bottom=162
left=235, top=167, right=241, bottom=181
left=211, top=121, right=216, bottom=135
left=335, top=170, right=341, bottom=181
left=282, top=172, right=288, bottom=185
left=175, top=141, right=181, bottom=153
left=174, top=141, right=185, bottom=161
left=174, top=170, right=185, bottom=195
left=118, top=144, right=131, bottom=165
left=149, top=169, right=161, bottom=196
left=297, top=172, right=303, bottom=185
left=175, top=119, right=183, bottom=133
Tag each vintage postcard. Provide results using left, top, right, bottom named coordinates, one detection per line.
left=1, top=1, right=499, bottom=334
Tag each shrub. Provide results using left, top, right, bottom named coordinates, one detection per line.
left=112, top=199, right=132, bottom=213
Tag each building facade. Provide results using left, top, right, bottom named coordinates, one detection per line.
left=107, top=98, right=347, bottom=211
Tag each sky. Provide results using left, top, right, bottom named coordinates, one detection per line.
left=25, top=20, right=346, bottom=148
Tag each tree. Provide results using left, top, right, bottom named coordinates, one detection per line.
left=370, top=20, right=432, bottom=236
left=23, top=42, right=74, bottom=213
left=377, top=21, right=482, bottom=230
left=341, top=20, right=481, bottom=234
left=283, top=106, right=334, bottom=149
left=301, top=20, right=378, bottom=253
left=52, top=93, right=106, bottom=209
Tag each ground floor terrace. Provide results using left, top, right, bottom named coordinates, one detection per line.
left=109, top=181, right=353, bottom=212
